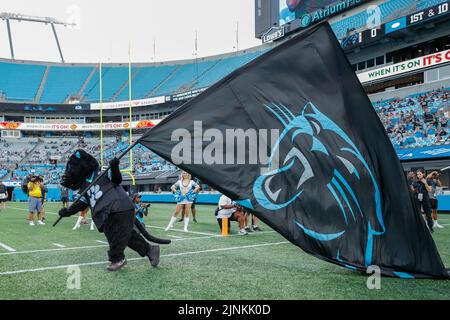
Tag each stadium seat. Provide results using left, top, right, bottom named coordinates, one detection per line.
left=40, top=66, right=94, bottom=103
left=0, top=62, right=46, bottom=101
left=83, top=66, right=135, bottom=102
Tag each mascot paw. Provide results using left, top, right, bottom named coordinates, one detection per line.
left=109, top=157, right=120, bottom=168
left=58, top=208, right=72, bottom=217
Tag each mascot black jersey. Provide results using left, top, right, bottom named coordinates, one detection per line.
left=76, top=169, right=134, bottom=230
left=60, top=149, right=133, bottom=231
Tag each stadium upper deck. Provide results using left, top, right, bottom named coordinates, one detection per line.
left=1, top=0, right=445, bottom=105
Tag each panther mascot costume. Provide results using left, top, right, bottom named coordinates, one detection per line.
left=58, top=149, right=170, bottom=271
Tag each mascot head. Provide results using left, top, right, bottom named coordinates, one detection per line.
left=61, top=149, right=99, bottom=191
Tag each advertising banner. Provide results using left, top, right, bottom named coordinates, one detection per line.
left=396, top=145, right=450, bottom=161
left=0, top=119, right=161, bottom=132
left=357, top=49, right=450, bottom=83
left=90, top=96, right=166, bottom=110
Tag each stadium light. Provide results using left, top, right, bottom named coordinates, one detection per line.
left=0, top=12, right=76, bottom=62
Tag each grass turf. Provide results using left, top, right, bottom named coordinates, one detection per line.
left=0, top=202, right=449, bottom=300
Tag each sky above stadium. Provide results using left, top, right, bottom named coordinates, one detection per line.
left=0, top=0, right=261, bottom=63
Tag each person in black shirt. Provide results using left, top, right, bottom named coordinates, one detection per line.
left=40, top=178, right=48, bottom=222
left=0, top=180, right=8, bottom=211
left=412, top=169, right=434, bottom=233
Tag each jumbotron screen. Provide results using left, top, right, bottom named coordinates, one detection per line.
left=279, top=0, right=344, bottom=26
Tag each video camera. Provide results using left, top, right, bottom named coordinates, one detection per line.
left=29, top=175, right=43, bottom=183
left=431, top=171, right=440, bottom=179
left=136, top=203, right=150, bottom=217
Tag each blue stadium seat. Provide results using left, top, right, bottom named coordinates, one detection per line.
left=0, top=62, right=45, bottom=101
left=40, top=66, right=94, bottom=103
left=417, top=0, right=447, bottom=10
left=193, top=51, right=265, bottom=90
left=116, top=65, right=177, bottom=101
left=152, top=60, right=218, bottom=97
left=83, top=66, right=134, bottom=102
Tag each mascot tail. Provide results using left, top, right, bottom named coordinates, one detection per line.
left=134, top=220, right=171, bottom=245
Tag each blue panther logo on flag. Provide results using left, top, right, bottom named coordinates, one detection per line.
left=252, top=101, right=386, bottom=267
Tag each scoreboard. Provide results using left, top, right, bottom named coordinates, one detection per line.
left=256, top=0, right=366, bottom=40
left=406, top=1, right=449, bottom=26
left=341, top=1, right=450, bottom=50
left=257, top=0, right=450, bottom=48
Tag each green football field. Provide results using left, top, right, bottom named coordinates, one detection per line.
left=0, top=202, right=450, bottom=300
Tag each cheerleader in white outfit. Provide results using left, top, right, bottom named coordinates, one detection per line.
left=165, top=172, right=200, bottom=232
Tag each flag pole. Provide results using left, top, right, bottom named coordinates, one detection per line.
left=99, top=63, right=104, bottom=167
left=128, top=42, right=133, bottom=173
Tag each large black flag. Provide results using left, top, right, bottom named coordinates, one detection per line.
left=139, top=22, right=449, bottom=278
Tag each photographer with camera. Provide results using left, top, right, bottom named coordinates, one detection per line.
left=27, top=174, right=45, bottom=226
left=132, top=193, right=150, bottom=226
left=427, top=171, right=444, bottom=229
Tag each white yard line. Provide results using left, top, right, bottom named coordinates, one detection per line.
left=0, top=242, right=16, bottom=252
left=0, top=231, right=276, bottom=257
left=0, top=237, right=214, bottom=257
left=168, top=230, right=276, bottom=242
left=174, top=235, right=217, bottom=241
left=7, top=205, right=59, bottom=216
left=149, top=225, right=276, bottom=238
left=52, top=243, right=66, bottom=248
left=0, top=231, right=278, bottom=256
left=0, top=244, right=108, bottom=256
left=168, top=235, right=183, bottom=239
left=148, top=225, right=219, bottom=237
left=0, top=241, right=289, bottom=276
left=3, top=205, right=278, bottom=254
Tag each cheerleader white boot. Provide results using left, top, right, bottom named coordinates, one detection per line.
left=433, top=220, right=444, bottom=229
left=183, top=217, right=190, bottom=232
left=165, top=216, right=177, bottom=231
left=90, top=220, right=95, bottom=231
left=72, top=216, right=83, bottom=230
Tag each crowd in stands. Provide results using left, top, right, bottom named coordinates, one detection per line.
left=0, top=138, right=37, bottom=163
left=0, top=165, right=8, bottom=179
left=0, top=135, right=178, bottom=184
left=374, top=87, right=449, bottom=149
left=1, top=87, right=449, bottom=184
